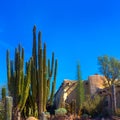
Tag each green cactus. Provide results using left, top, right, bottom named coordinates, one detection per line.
left=30, top=57, right=37, bottom=116
left=2, top=87, right=6, bottom=102
left=6, top=25, right=58, bottom=119
left=49, top=59, right=58, bottom=105
left=18, top=60, right=31, bottom=112
left=43, top=43, right=47, bottom=111
left=6, top=45, right=31, bottom=120
left=32, top=25, right=37, bottom=69
left=5, top=96, right=13, bottom=120
left=6, top=50, right=11, bottom=95
left=38, top=38, right=43, bottom=117
left=30, top=26, right=58, bottom=118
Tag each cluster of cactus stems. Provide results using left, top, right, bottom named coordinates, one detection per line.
left=6, top=45, right=31, bottom=119
left=6, top=25, right=58, bottom=119
left=31, top=26, right=58, bottom=118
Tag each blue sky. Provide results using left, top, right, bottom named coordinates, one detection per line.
left=0, top=0, right=120, bottom=90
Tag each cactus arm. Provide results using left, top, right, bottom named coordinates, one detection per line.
left=6, top=50, right=11, bottom=95
left=43, top=43, right=47, bottom=111
left=20, top=61, right=31, bottom=112
left=49, top=59, right=58, bottom=105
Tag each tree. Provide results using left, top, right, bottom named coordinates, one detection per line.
left=76, top=62, right=85, bottom=113
left=98, top=55, right=120, bottom=87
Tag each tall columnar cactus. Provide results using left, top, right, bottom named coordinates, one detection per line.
left=49, top=59, right=58, bottom=105
left=76, top=62, right=85, bottom=112
left=6, top=50, right=11, bottom=95
left=47, top=53, right=54, bottom=100
left=6, top=25, right=58, bottom=119
left=38, top=33, right=43, bottom=116
left=30, top=57, right=37, bottom=116
left=5, top=96, right=13, bottom=120
left=30, top=25, right=58, bottom=118
left=32, top=26, right=37, bottom=69
left=43, top=43, right=47, bottom=111
left=6, top=45, right=31, bottom=120
left=2, top=87, right=6, bottom=102
left=30, top=26, right=38, bottom=116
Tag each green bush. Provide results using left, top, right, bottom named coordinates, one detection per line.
left=55, top=108, right=67, bottom=116
left=82, top=95, right=103, bottom=117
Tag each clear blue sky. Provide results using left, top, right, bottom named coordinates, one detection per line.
left=0, top=0, right=120, bottom=90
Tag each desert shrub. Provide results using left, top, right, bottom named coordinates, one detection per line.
left=82, top=95, right=103, bottom=117
left=55, top=108, right=67, bottom=116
